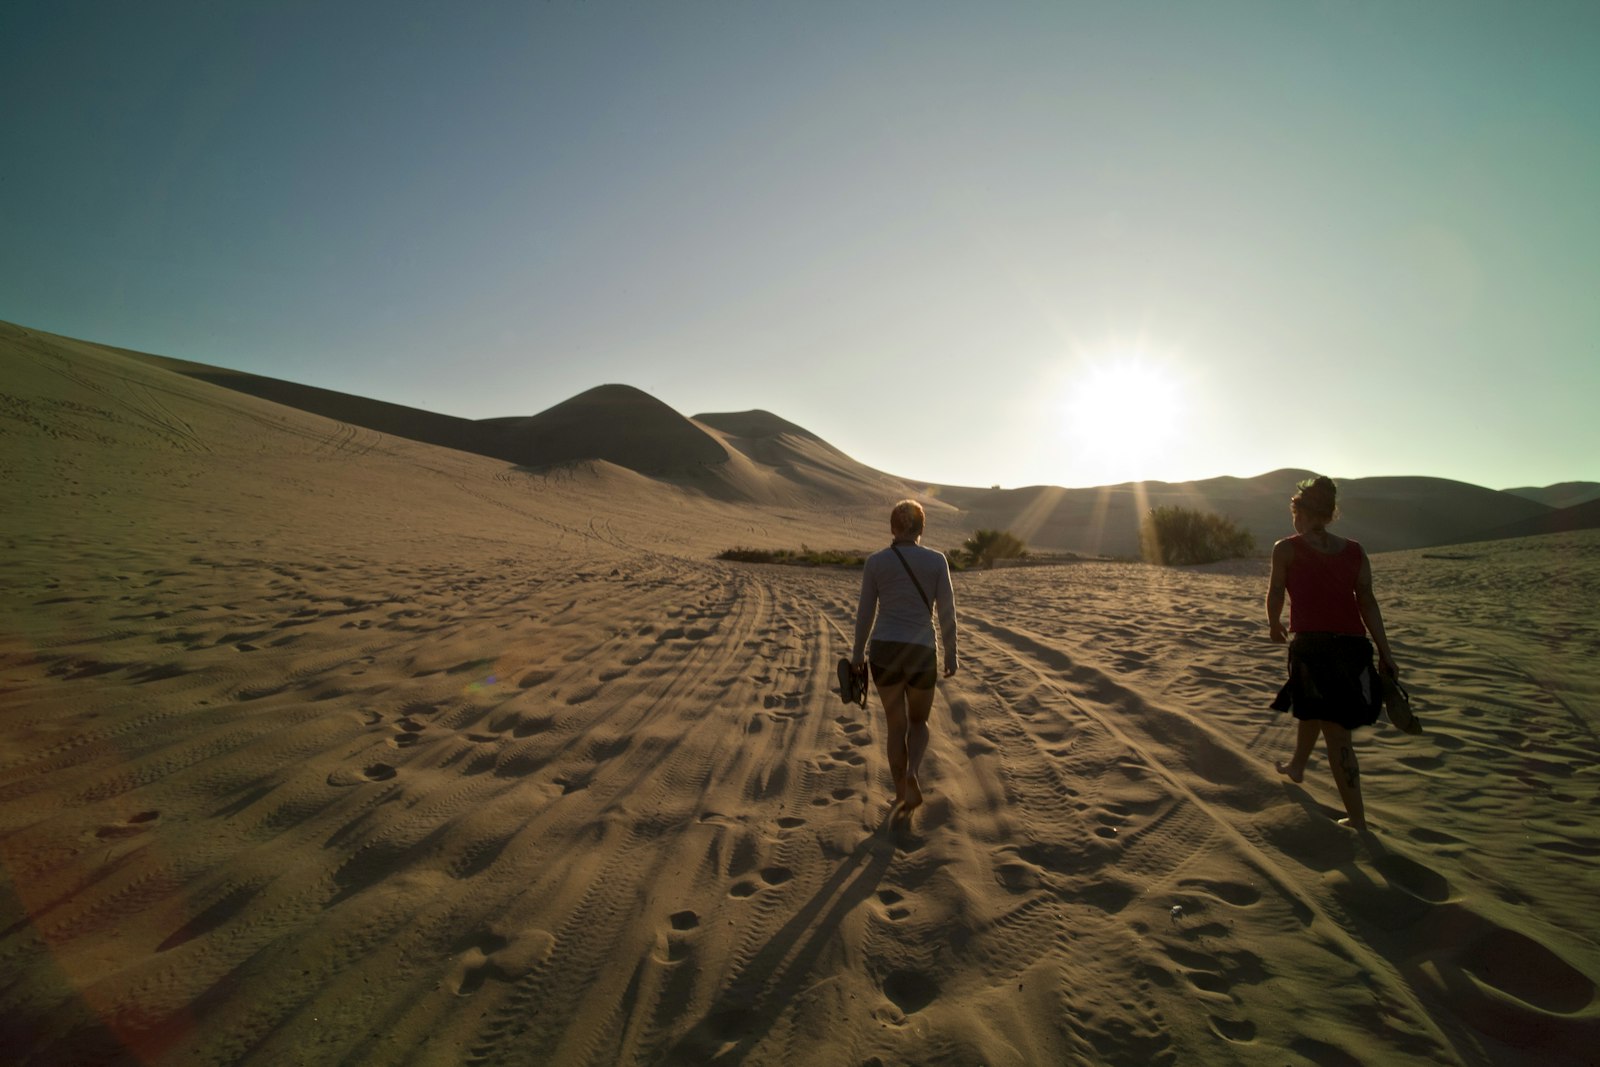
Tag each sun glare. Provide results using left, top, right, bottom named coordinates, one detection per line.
left=1059, top=352, right=1186, bottom=484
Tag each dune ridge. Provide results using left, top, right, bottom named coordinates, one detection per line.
left=3, top=322, right=1598, bottom=1065
left=59, top=320, right=1574, bottom=557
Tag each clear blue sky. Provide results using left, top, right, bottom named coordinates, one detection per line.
left=5, top=1, right=1597, bottom=489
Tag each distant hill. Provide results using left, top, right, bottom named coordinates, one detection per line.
left=693, top=410, right=816, bottom=441
left=928, top=470, right=1553, bottom=557
left=1503, top=482, right=1600, bottom=509
left=1460, top=497, right=1600, bottom=543
left=693, top=409, right=919, bottom=503
left=105, top=335, right=914, bottom=506
left=481, top=384, right=727, bottom=474
left=8, top=319, right=1577, bottom=554
left=114, top=345, right=495, bottom=457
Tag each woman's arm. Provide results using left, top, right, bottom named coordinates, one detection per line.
left=852, top=565, right=877, bottom=667
left=1355, top=549, right=1396, bottom=674
left=1266, top=539, right=1292, bottom=643
left=935, top=556, right=958, bottom=677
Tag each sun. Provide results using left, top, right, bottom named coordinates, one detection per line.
left=1059, top=352, right=1186, bottom=483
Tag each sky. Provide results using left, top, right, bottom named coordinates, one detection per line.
left=4, top=1, right=1597, bottom=490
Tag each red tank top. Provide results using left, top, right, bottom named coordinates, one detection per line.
left=1287, top=536, right=1366, bottom=635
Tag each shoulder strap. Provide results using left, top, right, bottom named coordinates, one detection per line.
left=890, top=545, right=932, bottom=610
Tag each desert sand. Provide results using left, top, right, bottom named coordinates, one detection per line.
left=3, top=322, right=1597, bottom=1065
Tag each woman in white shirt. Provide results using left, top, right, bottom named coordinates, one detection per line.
left=851, top=500, right=958, bottom=814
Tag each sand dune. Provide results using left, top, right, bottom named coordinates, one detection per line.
left=930, top=472, right=1556, bottom=559
left=1505, top=483, right=1600, bottom=509
left=694, top=410, right=939, bottom=508
left=479, top=383, right=733, bottom=478
left=111, top=334, right=921, bottom=510
left=1462, top=497, right=1600, bottom=545
left=3, top=323, right=1599, bottom=1065
left=92, top=321, right=1564, bottom=557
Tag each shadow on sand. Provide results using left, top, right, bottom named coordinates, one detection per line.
left=665, top=812, right=908, bottom=1064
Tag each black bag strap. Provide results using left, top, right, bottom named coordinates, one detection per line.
left=891, top=545, right=932, bottom=610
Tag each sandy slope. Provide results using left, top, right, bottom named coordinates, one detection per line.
left=3, top=324, right=1598, bottom=1065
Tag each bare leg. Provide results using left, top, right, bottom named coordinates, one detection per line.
left=1277, top=718, right=1319, bottom=783
left=876, top=679, right=909, bottom=803
left=900, top=684, right=936, bottom=812
left=1321, top=721, right=1366, bottom=829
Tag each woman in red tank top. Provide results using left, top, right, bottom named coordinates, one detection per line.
left=1265, top=476, right=1399, bottom=830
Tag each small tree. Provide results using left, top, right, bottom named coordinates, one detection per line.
left=1140, top=506, right=1255, bottom=566
left=962, top=528, right=1029, bottom=569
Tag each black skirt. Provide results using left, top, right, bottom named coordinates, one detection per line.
left=869, top=639, right=938, bottom=690
left=1270, top=632, right=1381, bottom=730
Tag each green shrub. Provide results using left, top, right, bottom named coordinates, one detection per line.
left=1139, top=506, right=1256, bottom=566
left=717, top=546, right=866, bottom=568
left=961, top=529, right=1029, bottom=570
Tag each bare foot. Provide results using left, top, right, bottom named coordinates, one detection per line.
left=902, top=775, right=923, bottom=813
left=1275, top=760, right=1304, bottom=784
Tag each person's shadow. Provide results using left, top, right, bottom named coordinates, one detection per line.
left=662, top=812, right=903, bottom=1065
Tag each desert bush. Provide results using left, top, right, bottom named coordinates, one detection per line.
left=717, top=546, right=865, bottom=568
left=961, top=529, right=1029, bottom=570
left=1139, top=506, right=1256, bottom=566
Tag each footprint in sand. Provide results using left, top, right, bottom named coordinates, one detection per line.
left=831, top=787, right=857, bottom=801
left=452, top=928, right=555, bottom=995
left=654, top=910, right=701, bottom=963
left=1373, top=852, right=1452, bottom=903
left=728, top=868, right=793, bottom=899
left=882, top=969, right=940, bottom=1015
left=511, top=715, right=553, bottom=739
left=95, top=810, right=161, bottom=839
left=1164, top=942, right=1270, bottom=1005
left=876, top=888, right=911, bottom=921
left=1208, top=1016, right=1257, bottom=1043
left=1176, top=878, right=1262, bottom=908
left=1289, top=1037, right=1362, bottom=1067
left=325, top=762, right=397, bottom=787
left=995, top=860, right=1044, bottom=894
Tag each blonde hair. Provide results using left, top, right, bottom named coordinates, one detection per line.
left=890, top=499, right=926, bottom=540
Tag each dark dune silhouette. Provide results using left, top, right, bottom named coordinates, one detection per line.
left=1504, top=481, right=1600, bottom=509
left=10, top=319, right=1578, bottom=555
left=484, top=384, right=728, bottom=474
left=928, top=470, right=1554, bottom=557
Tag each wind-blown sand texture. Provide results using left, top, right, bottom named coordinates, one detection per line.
left=3, top=323, right=1597, bottom=1065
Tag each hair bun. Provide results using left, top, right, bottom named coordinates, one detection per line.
left=1294, top=475, right=1338, bottom=517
